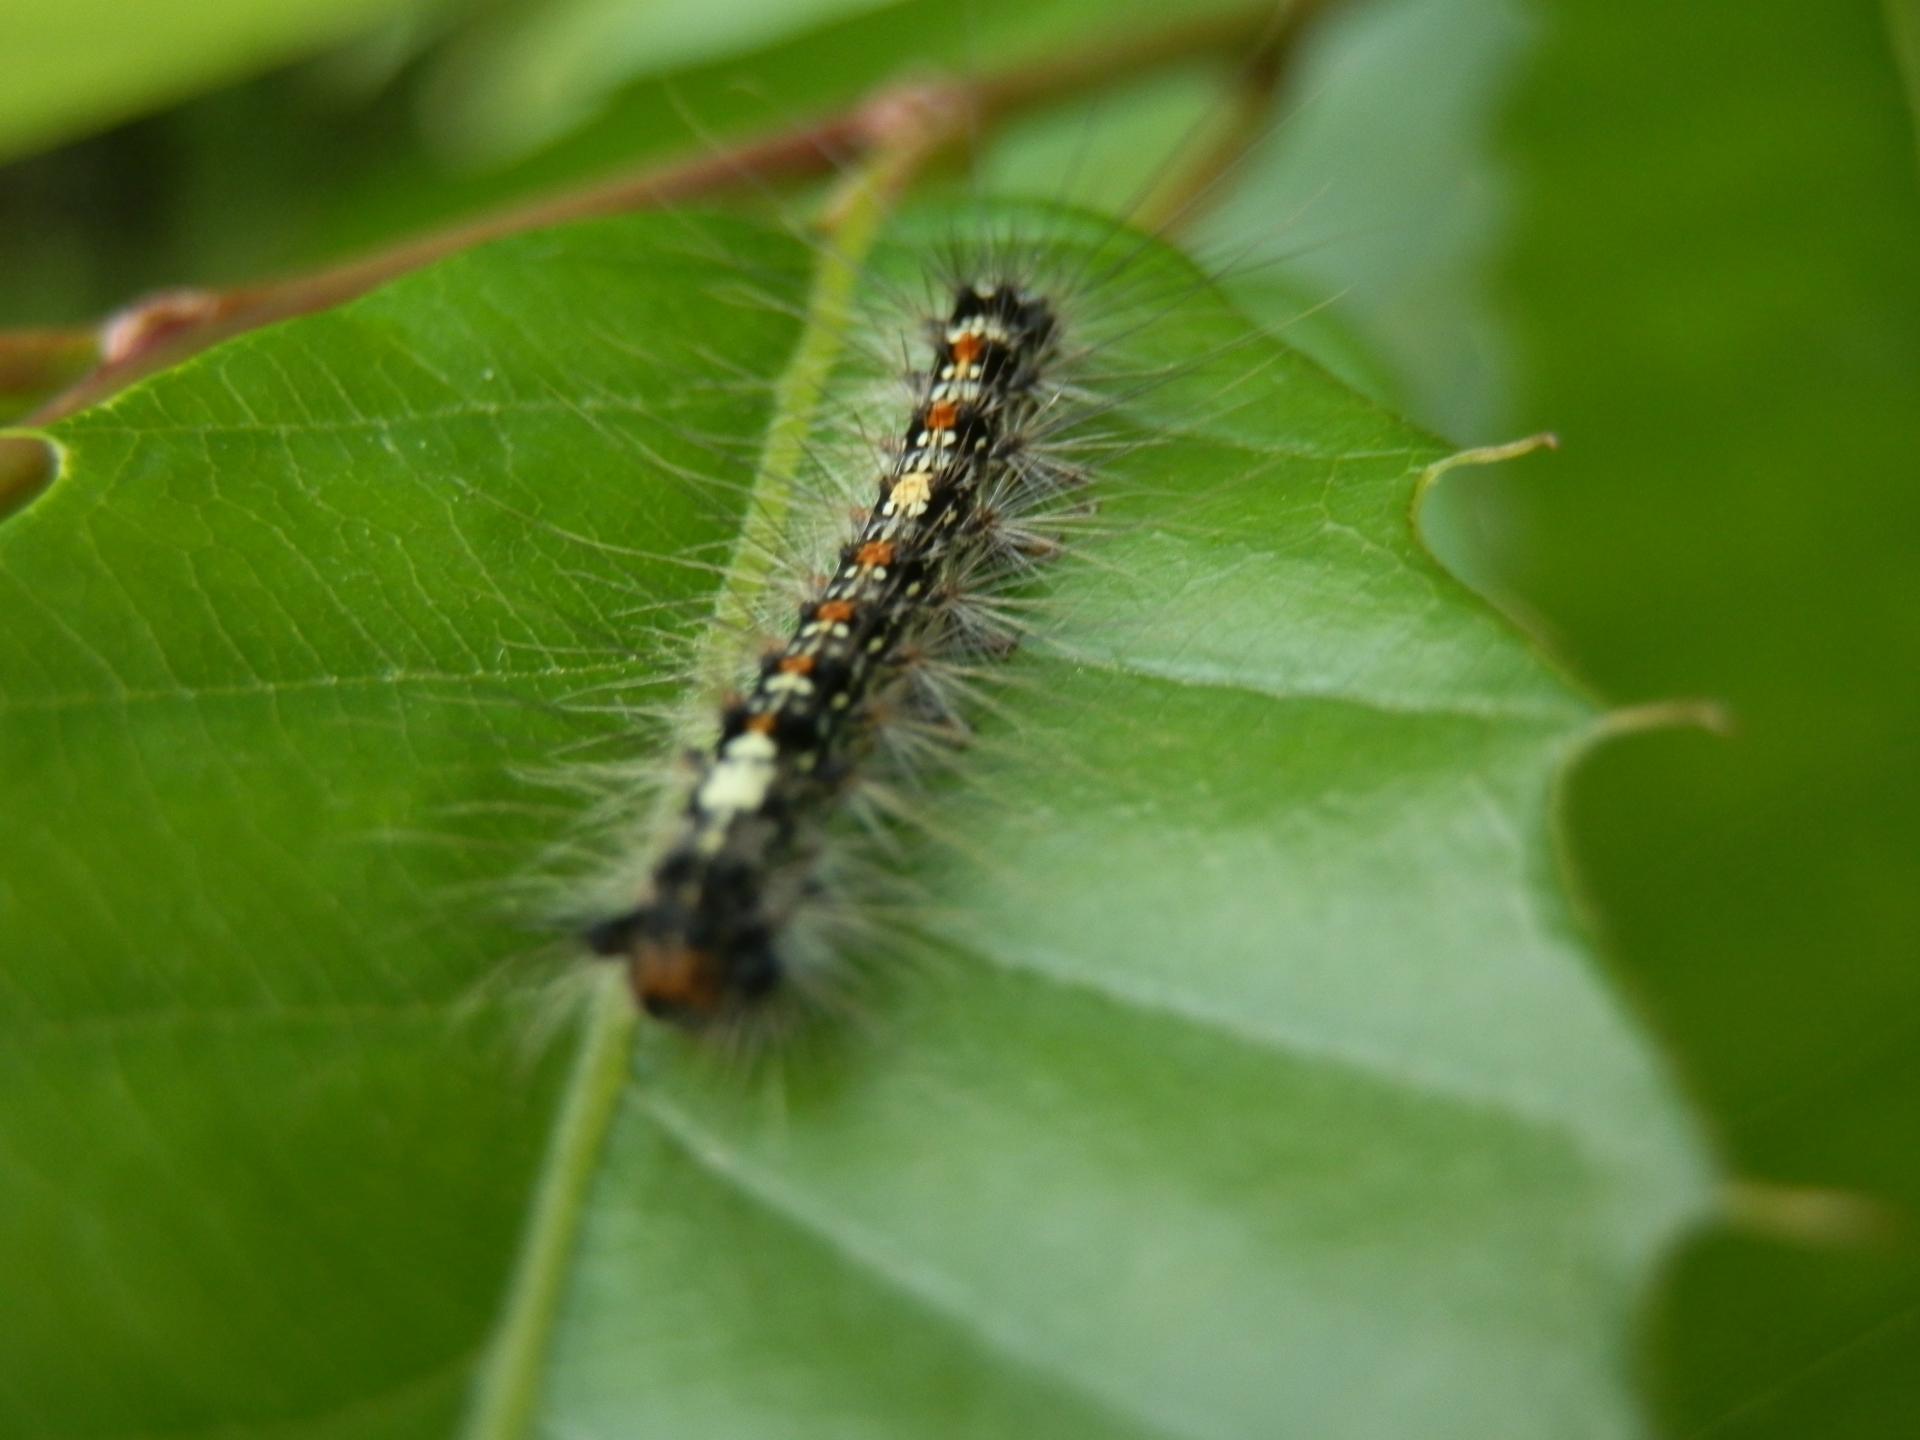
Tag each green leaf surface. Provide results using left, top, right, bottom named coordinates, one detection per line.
left=0, top=208, right=1707, bottom=1436
left=1, top=0, right=428, bottom=164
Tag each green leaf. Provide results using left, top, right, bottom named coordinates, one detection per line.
left=1, top=0, right=431, bottom=164
left=1457, top=2, right=1920, bottom=1434
left=0, top=207, right=1708, bottom=1437
left=1132, top=1, right=1920, bottom=1423
left=1886, top=0, right=1920, bottom=139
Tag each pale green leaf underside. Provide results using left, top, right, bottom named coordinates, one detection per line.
left=0, top=210, right=1709, bottom=1439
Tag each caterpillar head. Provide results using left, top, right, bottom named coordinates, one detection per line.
left=583, top=908, right=782, bottom=1024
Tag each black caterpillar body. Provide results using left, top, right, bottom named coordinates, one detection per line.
left=586, top=284, right=1059, bottom=1022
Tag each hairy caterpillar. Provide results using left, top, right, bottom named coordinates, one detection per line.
left=525, top=26, right=1339, bottom=1035
left=580, top=278, right=1063, bottom=1022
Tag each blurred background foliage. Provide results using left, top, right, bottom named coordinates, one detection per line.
left=3, top=0, right=1915, bottom=1433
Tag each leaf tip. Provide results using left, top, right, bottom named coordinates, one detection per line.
left=1587, top=698, right=1738, bottom=744
left=1412, top=431, right=1561, bottom=514
left=1720, top=1179, right=1904, bottom=1251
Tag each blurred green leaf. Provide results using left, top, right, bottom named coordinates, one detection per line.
left=1886, top=0, right=1920, bottom=135
left=1459, top=0, right=1920, bottom=1434
left=0, top=0, right=1260, bottom=330
left=1196, top=0, right=1536, bottom=436
left=1, top=0, right=433, bottom=164
left=410, top=0, right=898, bottom=164
left=0, top=207, right=1706, bottom=1436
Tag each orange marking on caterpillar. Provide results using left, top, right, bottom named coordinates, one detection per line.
left=926, top=399, right=960, bottom=429
left=745, top=713, right=778, bottom=736
left=856, top=540, right=896, bottom=567
left=631, top=942, right=723, bottom=1019
left=950, top=332, right=985, bottom=364
left=816, top=599, right=857, bottom=623
left=778, top=654, right=816, bottom=675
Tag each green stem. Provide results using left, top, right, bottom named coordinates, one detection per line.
left=715, top=128, right=935, bottom=637
left=463, top=967, right=637, bottom=1440
left=459, top=137, right=914, bottom=1440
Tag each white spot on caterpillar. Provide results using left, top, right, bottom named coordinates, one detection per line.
left=699, top=754, right=776, bottom=813
left=888, top=471, right=934, bottom=517
left=723, top=732, right=777, bottom=762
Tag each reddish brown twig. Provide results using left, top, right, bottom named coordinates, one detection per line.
left=0, top=327, right=97, bottom=404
